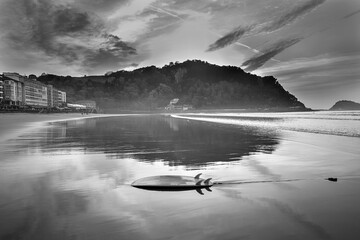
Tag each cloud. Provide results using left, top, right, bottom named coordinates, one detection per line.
left=207, top=0, right=326, bottom=52
left=73, top=0, right=130, bottom=14
left=342, top=8, right=360, bottom=20
left=101, top=34, right=137, bottom=55
left=206, top=25, right=253, bottom=52
left=242, top=37, right=303, bottom=72
left=0, top=0, right=137, bottom=74
left=130, top=63, right=139, bottom=67
left=257, top=54, right=360, bottom=77
left=254, top=54, right=360, bottom=108
left=241, top=6, right=360, bottom=73
left=315, top=8, right=360, bottom=35
left=53, top=7, right=93, bottom=33
left=257, top=0, right=326, bottom=33
left=83, top=34, right=138, bottom=73
left=256, top=54, right=360, bottom=88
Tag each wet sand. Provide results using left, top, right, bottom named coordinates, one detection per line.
left=0, top=113, right=121, bottom=143
left=0, top=113, right=360, bottom=240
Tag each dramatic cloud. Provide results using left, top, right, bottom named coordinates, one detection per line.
left=255, top=53, right=360, bottom=108
left=257, top=0, right=326, bottom=33
left=207, top=0, right=326, bottom=52
left=0, top=0, right=137, bottom=74
left=101, top=34, right=137, bottom=56
left=242, top=37, right=303, bottom=72
left=0, top=0, right=357, bottom=108
left=73, top=0, right=131, bottom=14
left=342, top=8, right=360, bottom=19
left=53, top=8, right=93, bottom=33
left=257, top=54, right=360, bottom=78
left=206, top=26, right=253, bottom=52
left=241, top=6, right=360, bottom=72
left=84, top=34, right=137, bottom=72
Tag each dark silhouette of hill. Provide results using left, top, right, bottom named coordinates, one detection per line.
left=330, top=100, right=360, bottom=111
left=37, top=60, right=306, bottom=111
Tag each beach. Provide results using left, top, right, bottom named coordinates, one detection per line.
left=0, top=113, right=123, bottom=144
left=0, top=111, right=360, bottom=239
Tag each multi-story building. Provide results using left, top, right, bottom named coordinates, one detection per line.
left=23, top=78, right=48, bottom=107
left=3, top=77, right=15, bottom=103
left=52, top=88, right=59, bottom=107
left=47, top=85, right=54, bottom=107
left=0, top=77, right=3, bottom=103
left=3, top=77, right=22, bottom=105
left=1, top=72, right=67, bottom=108
left=58, top=90, right=66, bottom=104
left=2, top=72, right=25, bottom=106
left=51, top=89, right=66, bottom=107
left=4, top=72, right=22, bottom=81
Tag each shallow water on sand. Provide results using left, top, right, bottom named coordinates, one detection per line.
left=1, top=112, right=360, bottom=240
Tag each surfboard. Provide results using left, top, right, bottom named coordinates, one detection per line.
left=131, top=173, right=213, bottom=194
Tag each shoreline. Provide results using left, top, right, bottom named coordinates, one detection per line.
left=2, top=109, right=357, bottom=144
left=0, top=113, right=126, bottom=144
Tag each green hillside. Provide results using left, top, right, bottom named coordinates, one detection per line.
left=38, top=60, right=306, bottom=111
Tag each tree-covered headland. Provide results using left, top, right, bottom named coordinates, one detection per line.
left=38, top=60, right=306, bottom=111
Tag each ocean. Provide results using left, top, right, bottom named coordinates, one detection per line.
left=0, top=111, right=359, bottom=240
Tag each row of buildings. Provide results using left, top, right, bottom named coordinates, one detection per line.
left=0, top=72, right=66, bottom=108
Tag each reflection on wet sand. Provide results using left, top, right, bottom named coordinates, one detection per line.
left=260, top=198, right=331, bottom=240
left=7, top=115, right=280, bottom=167
left=1, top=114, right=360, bottom=240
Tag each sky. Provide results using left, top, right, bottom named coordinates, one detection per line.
left=0, top=0, right=359, bottom=108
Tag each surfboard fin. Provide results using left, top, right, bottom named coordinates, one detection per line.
left=196, top=180, right=203, bottom=186
left=204, top=178, right=212, bottom=185
left=196, top=188, right=204, bottom=195
left=194, top=173, right=202, bottom=179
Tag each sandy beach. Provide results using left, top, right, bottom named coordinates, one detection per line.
left=0, top=113, right=121, bottom=143
left=0, top=111, right=360, bottom=240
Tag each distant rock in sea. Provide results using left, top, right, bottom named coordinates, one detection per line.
left=329, top=100, right=360, bottom=111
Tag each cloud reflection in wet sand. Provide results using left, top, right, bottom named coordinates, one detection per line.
left=7, top=115, right=281, bottom=167
left=1, top=114, right=360, bottom=239
left=260, top=198, right=332, bottom=240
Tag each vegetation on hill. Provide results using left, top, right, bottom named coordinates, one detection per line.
left=37, top=60, right=305, bottom=111
left=330, top=100, right=360, bottom=111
